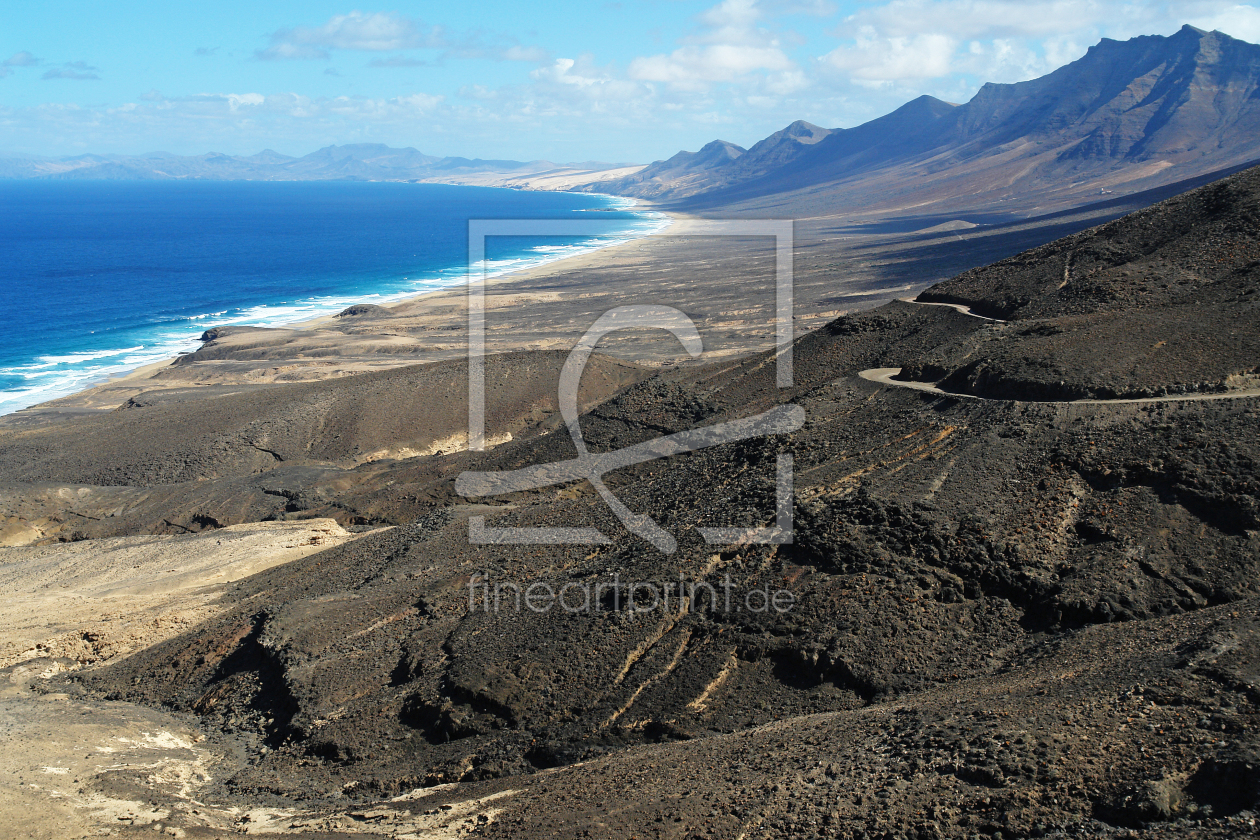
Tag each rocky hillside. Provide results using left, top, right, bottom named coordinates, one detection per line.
left=0, top=163, right=1245, bottom=837
left=907, top=159, right=1260, bottom=400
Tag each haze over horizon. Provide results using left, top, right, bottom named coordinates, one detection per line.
left=4, top=0, right=1260, bottom=163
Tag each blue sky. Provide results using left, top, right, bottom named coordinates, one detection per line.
left=3, top=0, right=1259, bottom=162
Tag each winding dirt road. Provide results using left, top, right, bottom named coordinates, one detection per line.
left=897, top=297, right=1005, bottom=322
left=860, top=298, right=1260, bottom=404
left=857, top=367, right=1260, bottom=404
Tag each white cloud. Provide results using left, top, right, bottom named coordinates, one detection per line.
left=627, top=0, right=797, bottom=89
left=631, top=44, right=795, bottom=84
left=225, top=93, right=265, bottom=110
left=761, top=0, right=838, bottom=15
left=816, top=0, right=1109, bottom=85
left=258, top=43, right=330, bottom=61
left=761, top=67, right=810, bottom=94
left=526, top=56, right=648, bottom=108
left=395, top=92, right=443, bottom=110
left=171, top=90, right=445, bottom=118
left=816, top=1, right=1260, bottom=88
left=458, top=84, right=499, bottom=100
left=840, top=0, right=1115, bottom=40
left=265, top=11, right=440, bottom=57
left=532, top=58, right=608, bottom=87
left=42, top=61, right=99, bottom=81
left=695, top=0, right=766, bottom=45
left=825, top=0, right=1260, bottom=55
left=822, top=29, right=954, bottom=82
left=258, top=11, right=549, bottom=64
left=503, top=45, right=550, bottom=63
left=1189, top=4, right=1260, bottom=42
left=4, top=51, right=40, bottom=67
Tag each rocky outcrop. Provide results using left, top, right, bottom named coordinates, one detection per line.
left=335, top=303, right=390, bottom=318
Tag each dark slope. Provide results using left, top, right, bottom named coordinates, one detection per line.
left=735, top=118, right=833, bottom=173
left=289, top=143, right=441, bottom=171
left=601, top=27, right=1260, bottom=217
left=691, top=95, right=960, bottom=204
left=907, top=161, right=1260, bottom=400
left=590, top=97, right=951, bottom=202
left=35, top=165, right=1257, bottom=836
left=433, top=603, right=1260, bottom=838
left=0, top=351, right=647, bottom=487
left=901, top=24, right=1260, bottom=165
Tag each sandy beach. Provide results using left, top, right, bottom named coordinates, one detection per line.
left=1, top=196, right=1142, bottom=427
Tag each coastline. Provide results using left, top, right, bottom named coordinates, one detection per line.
left=3, top=197, right=678, bottom=421
left=285, top=194, right=676, bottom=335
left=0, top=189, right=674, bottom=421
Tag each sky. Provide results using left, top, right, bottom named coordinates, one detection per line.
left=3, top=0, right=1260, bottom=163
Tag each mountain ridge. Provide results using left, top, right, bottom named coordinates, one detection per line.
left=0, top=143, right=635, bottom=185
left=5, top=26, right=1259, bottom=217
left=593, top=26, right=1260, bottom=216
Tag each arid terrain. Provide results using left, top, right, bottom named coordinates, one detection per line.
left=0, top=153, right=1257, bottom=839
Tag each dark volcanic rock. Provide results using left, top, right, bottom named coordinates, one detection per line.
left=906, top=163, right=1260, bottom=400
left=335, top=303, right=390, bottom=317
left=919, top=162, right=1260, bottom=321
left=7, top=163, right=1259, bottom=838
left=198, top=325, right=276, bottom=342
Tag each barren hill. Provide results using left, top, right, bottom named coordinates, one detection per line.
left=906, top=158, right=1260, bottom=401
left=0, top=163, right=1253, bottom=836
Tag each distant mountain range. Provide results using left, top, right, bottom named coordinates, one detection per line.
left=5, top=26, right=1258, bottom=218
left=0, top=143, right=636, bottom=187
left=592, top=26, right=1260, bottom=216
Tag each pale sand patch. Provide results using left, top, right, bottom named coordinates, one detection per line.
left=0, top=519, right=516, bottom=837
left=0, top=655, right=515, bottom=838
left=423, top=164, right=647, bottom=191
left=0, top=519, right=365, bottom=669
left=357, top=430, right=514, bottom=465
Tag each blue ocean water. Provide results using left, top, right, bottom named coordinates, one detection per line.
left=0, top=180, right=664, bottom=415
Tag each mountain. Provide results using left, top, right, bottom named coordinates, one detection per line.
left=596, top=26, right=1260, bottom=215
left=595, top=139, right=747, bottom=198
left=241, top=149, right=296, bottom=165
left=0, top=143, right=633, bottom=186
left=603, top=122, right=841, bottom=200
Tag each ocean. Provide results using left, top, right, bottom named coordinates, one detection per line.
left=0, top=180, right=664, bottom=416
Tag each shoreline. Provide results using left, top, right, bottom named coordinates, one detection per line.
left=283, top=195, right=675, bottom=335
left=0, top=189, right=674, bottom=419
